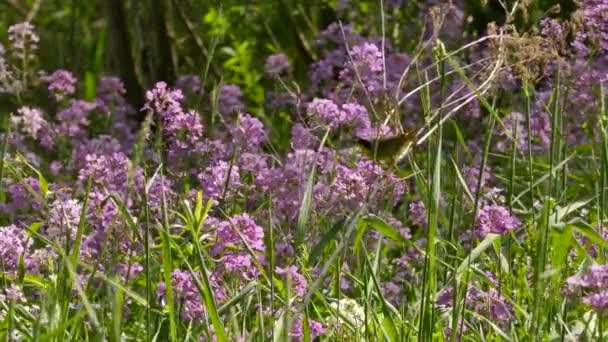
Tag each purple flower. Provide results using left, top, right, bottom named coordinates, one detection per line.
left=307, top=24, right=368, bottom=98
left=56, top=100, right=97, bottom=138
left=436, top=287, right=455, bottom=307
left=485, top=288, right=513, bottom=321
left=386, top=216, right=411, bottom=240
left=115, top=261, right=144, bottom=281
left=80, top=229, right=106, bottom=260
left=571, top=32, right=591, bottom=58
left=3, top=177, right=43, bottom=212
left=584, top=290, right=608, bottom=313
left=496, top=112, right=527, bottom=152
left=265, top=53, right=290, bottom=77
left=540, top=18, right=565, bottom=46
left=309, top=49, right=347, bottom=91
left=475, top=204, right=520, bottom=239
left=462, top=163, right=492, bottom=195
left=315, top=159, right=406, bottom=217
left=145, top=174, right=174, bottom=214
left=438, top=276, right=512, bottom=327
left=163, top=109, right=204, bottom=164
left=218, top=84, right=245, bottom=115
left=0, top=284, right=26, bottom=303
left=409, top=200, right=427, bottom=227
left=157, top=269, right=225, bottom=321
left=354, top=122, right=396, bottom=141
left=198, top=160, right=241, bottom=201
left=0, top=47, right=18, bottom=93
left=385, top=52, right=409, bottom=82
left=143, top=81, right=184, bottom=117
left=307, top=98, right=348, bottom=128
left=323, top=164, right=369, bottom=212
left=349, top=42, right=383, bottom=73
left=232, top=113, right=266, bottom=150
left=531, top=110, right=551, bottom=147
left=49, top=161, right=63, bottom=176
left=78, top=152, right=131, bottom=194
left=97, top=76, right=126, bottom=103
left=448, top=81, right=481, bottom=119
left=210, top=214, right=265, bottom=280
left=259, top=151, right=315, bottom=221
left=265, top=91, right=297, bottom=110
left=43, top=70, right=77, bottom=101
left=276, top=265, right=307, bottom=297
left=290, top=317, right=325, bottom=341
left=27, top=247, right=56, bottom=274
left=45, top=198, right=82, bottom=245
left=0, top=225, right=31, bottom=273
left=383, top=281, right=402, bottom=305
left=72, top=135, right=123, bottom=169
left=275, top=241, right=295, bottom=259
left=573, top=0, right=608, bottom=56
left=339, top=42, right=384, bottom=94
left=291, top=123, right=319, bottom=150
left=437, top=284, right=482, bottom=308
left=341, top=102, right=370, bottom=129
left=175, top=74, right=201, bottom=95
left=8, top=22, right=39, bottom=59
left=315, top=22, right=362, bottom=47
left=432, top=3, right=465, bottom=43
left=213, top=214, right=265, bottom=254
left=12, top=106, right=47, bottom=139
left=238, top=152, right=269, bottom=176
left=222, top=253, right=253, bottom=273
left=309, top=319, right=325, bottom=338
left=566, top=264, right=608, bottom=290
left=89, top=76, right=133, bottom=142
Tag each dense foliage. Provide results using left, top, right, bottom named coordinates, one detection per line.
left=0, top=0, right=607, bottom=340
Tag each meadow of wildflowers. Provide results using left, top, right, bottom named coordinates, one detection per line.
left=0, top=0, right=607, bottom=340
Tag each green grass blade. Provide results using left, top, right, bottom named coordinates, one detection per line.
left=159, top=170, right=178, bottom=342
left=187, top=193, right=227, bottom=342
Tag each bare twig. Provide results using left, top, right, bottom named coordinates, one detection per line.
left=173, top=0, right=220, bottom=79
left=106, top=0, right=146, bottom=112
left=26, top=0, right=41, bottom=22
left=2, top=0, right=27, bottom=17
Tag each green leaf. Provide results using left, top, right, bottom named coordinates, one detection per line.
left=552, top=224, right=573, bottom=272
left=16, top=154, right=47, bottom=198
left=361, top=246, right=399, bottom=340
left=218, top=281, right=257, bottom=315
left=272, top=310, right=286, bottom=342
left=362, top=215, right=409, bottom=245
left=551, top=197, right=594, bottom=226
left=302, top=309, right=311, bottom=342
left=84, top=71, right=96, bottom=101
left=455, top=234, right=500, bottom=277
left=572, top=222, right=608, bottom=251
left=112, top=279, right=125, bottom=341
left=70, top=177, right=92, bottom=268
left=23, top=274, right=47, bottom=291
left=37, top=172, right=48, bottom=198
left=186, top=195, right=227, bottom=342
left=27, top=222, right=41, bottom=236
left=296, top=129, right=330, bottom=248
left=308, top=220, right=344, bottom=265
left=77, top=261, right=148, bottom=307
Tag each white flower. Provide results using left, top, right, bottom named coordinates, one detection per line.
left=327, top=297, right=366, bottom=333
left=12, top=106, right=47, bottom=139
